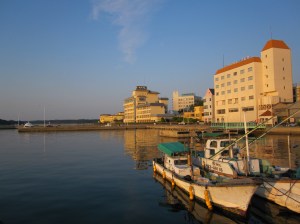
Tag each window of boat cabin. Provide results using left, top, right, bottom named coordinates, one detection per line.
left=209, top=149, right=215, bottom=156
left=175, top=159, right=188, bottom=165
left=220, top=141, right=231, bottom=147
left=210, top=141, right=217, bottom=148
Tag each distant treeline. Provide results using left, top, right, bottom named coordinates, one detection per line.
left=0, top=119, right=17, bottom=125
left=0, top=119, right=99, bottom=125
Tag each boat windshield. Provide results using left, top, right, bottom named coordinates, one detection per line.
left=220, top=141, right=233, bottom=147
left=174, top=159, right=188, bottom=165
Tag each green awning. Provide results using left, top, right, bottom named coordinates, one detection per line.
left=158, top=142, right=189, bottom=156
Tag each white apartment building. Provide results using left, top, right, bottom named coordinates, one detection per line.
left=123, top=86, right=169, bottom=123
left=172, top=91, right=201, bottom=112
left=214, top=39, right=293, bottom=124
left=203, top=88, right=215, bottom=123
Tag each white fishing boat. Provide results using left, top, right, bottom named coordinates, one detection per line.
left=24, top=122, right=34, bottom=128
left=153, top=142, right=261, bottom=217
left=191, top=138, right=300, bottom=214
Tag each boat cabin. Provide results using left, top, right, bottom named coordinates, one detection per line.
left=158, top=142, right=192, bottom=177
left=204, top=139, right=239, bottom=159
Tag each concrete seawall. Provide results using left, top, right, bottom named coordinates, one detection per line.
left=16, top=123, right=300, bottom=135
left=18, top=124, right=148, bottom=132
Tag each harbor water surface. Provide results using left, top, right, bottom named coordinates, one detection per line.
left=0, top=129, right=299, bottom=223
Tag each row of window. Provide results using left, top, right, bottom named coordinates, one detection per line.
left=216, top=96, right=254, bottom=106
left=203, top=98, right=212, bottom=102
left=203, top=112, right=212, bottom=116
left=216, top=76, right=253, bottom=87
left=217, top=106, right=254, bottom=114
left=215, top=67, right=253, bottom=81
left=216, top=86, right=254, bottom=95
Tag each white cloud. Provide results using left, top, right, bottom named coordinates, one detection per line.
left=91, top=0, right=162, bottom=63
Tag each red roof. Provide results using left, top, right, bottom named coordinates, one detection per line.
left=215, top=57, right=261, bottom=75
left=259, top=110, right=274, bottom=117
left=261, top=39, right=289, bottom=51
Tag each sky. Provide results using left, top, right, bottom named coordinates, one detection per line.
left=1, top=0, right=300, bottom=121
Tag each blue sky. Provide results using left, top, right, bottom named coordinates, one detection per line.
left=1, top=0, right=300, bottom=120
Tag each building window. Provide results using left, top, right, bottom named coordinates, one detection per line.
left=227, top=90, right=231, bottom=94
left=221, top=91, right=225, bottom=95
left=229, top=108, right=238, bottom=112
left=216, top=92, right=219, bottom=96
left=248, top=85, right=253, bottom=90
left=234, top=98, right=238, bottom=104
left=241, top=86, right=245, bottom=91
left=240, top=78, right=245, bottom=82
left=241, top=97, right=245, bottom=101
left=228, top=99, right=232, bottom=104
left=248, top=67, right=253, bottom=72
left=265, top=54, right=267, bottom=58
left=222, top=100, right=225, bottom=105
left=227, top=74, right=231, bottom=78
left=249, top=95, right=254, bottom=100
left=215, top=77, right=219, bottom=81
left=233, top=80, right=238, bottom=84
left=240, top=69, right=245, bottom=74
left=234, top=88, right=238, bottom=92
left=221, top=83, right=225, bottom=87
left=248, top=76, right=253, bottom=81
left=234, top=72, right=237, bottom=76
left=217, top=109, right=225, bottom=114
left=221, top=76, right=224, bottom=80
left=283, top=67, right=285, bottom=71
left=227, top=82, right=231, bottom=86
left=216, top=85, right=219, bottom=88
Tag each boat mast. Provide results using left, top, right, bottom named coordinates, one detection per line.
left=243, top=108, right=250, bottom=175
left=44, top=106, right=46, bottom=127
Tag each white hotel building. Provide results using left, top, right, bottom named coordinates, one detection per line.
left=214, top=39, right=293, bottom=124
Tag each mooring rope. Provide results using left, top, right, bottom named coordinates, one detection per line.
left=261, top=179, right=300, bottom=204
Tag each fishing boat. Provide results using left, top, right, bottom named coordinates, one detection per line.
left=191, top=138, right=300, bottom=214
left=153, top=142, right=261, bottom=217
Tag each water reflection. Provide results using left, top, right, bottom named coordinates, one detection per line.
left=247, top=135, right=300, bottom=169
left=122, top=129, right=300, bottom=170
left=123, top=129, right=162, bottom=169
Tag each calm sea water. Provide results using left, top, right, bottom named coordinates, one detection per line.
left=0, top=129, right=299, bottom=224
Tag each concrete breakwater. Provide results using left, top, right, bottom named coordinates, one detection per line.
left=18, top=124, right=148, bottom=132
left=16, top=123, right=300, bottom=135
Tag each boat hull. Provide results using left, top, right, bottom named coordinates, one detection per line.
left=255, top=178, right=300, bottom=213
left=153, top=160, right=259, bottom=216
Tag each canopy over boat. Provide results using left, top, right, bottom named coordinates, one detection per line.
left=158, top=142, right=189, bottom=156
